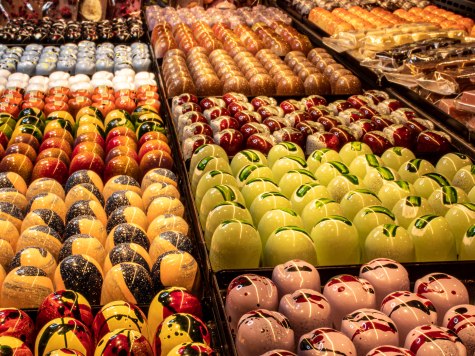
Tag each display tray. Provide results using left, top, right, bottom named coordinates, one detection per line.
left=19, top=296, right=224, bottom=352
left=212, top=261, right=475, bottom=356
left=167, top=91, right=475, bottom=163
left=275, top=5, right=475, bottom=147
left=0, top=12, right=147, bottom=46
left=163, top=88, right=475, bottom=279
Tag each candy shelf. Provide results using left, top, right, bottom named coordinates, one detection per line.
left=212, top=260, right=475, bottom=356
left=150, top=39, right=231, bottom=355
left=275, top=3, right=475, bottom=147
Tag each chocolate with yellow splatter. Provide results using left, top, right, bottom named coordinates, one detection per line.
left=92, top=301, right=150, bottom=343
left=27, top=193, right=67, bottom=221
left=26, top=178, right=65, bottom=200
left=105, top=223, right=150, bottom=251
left=147, top=214, right=189, bottom=240
left=0, top=202, right=24, bottom=232
left=153, top=313, right=210, bottom=356
left=167, top=342, right=216, bottom=356
left=0, top=266, right=54, bottom=309
left=0, top=336, right=33, bottom=355
left=103, top=175, right=141, bottom=201
left=105, top=190, right=144, bottom=217
left=142, top=183, right=181, bottom=211
left=59, top=235, right=106, bottom=265
left=0, top=172, right=27, bottom=195
left=141, top=168, right=178, bottom=191
left=35, top=317, right=93, bottom=356
left=106, top=206, right=148, bottom=234
left=54, top=254, right=103, bottom=305
left=95, top=329, right=153, bottom=355
left=64, top=216, right=107, bottom=246
left=65, top=183, right=105, bottom=209
left=151, top=250, right=199, bottom=293
left=103, top=243, right=152, bottom=273
left=65, top=170, right=104, bottom=194
left=148, top=287, right=203, bottom=341
left=66, top=200, right=107, bottom=226
left=0, top=219, right=19, bottom=249
left=147, top=196, right=185, bottom=223
left=101, top=262, right=154, bottom=305
left=16, top=226, right=63, bottom=260
left=44, top=348, right=85, bottom=355
left=0, top=188, right=28, bottom=212
left=149, top=231, right=193, bottom=262
left=36, top=290, right=93, bottom=330
left=9, top=247, right=57, bottom=279
left=21, top=209, right=65, bottom=235
left=0, top=308, right=35, bottom=347
left=0, top=239, right=13, bottom=270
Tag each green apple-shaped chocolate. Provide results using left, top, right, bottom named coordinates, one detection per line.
left=267, top=142, right=305, bottom=168
left=413, top=173, right=451, bottom=199
left=307, top=148, right=341, bottom=173
left=363, top=166, right=400, bottom=193
left=408, top=214, right=456, bottom=262
left=210, top=219, right=261, bottom=270
left=398, top=159, right=435, bottom=184
left=453, top=165, right=475, bottom=194
left=250, top=191, right=292, bottom=225
left=428, top=186, right=469, bottom=216
left=444, top=203, right=475, bottom=253
left=279, top=169, right=316, bottom=198
left=189, top=144, right=228, bottom=176
left=436, top=152, right=472, bottom=181
left=302, top=198, right=343, bottom=233
left=315, top=161, right=350, bottom=186
left=364, top=224, right=415, bottom=263
left=205, top=201, right=253, bottom=248
left=264, top=226, right=317, bottom=267
left=392, top=196, right=434, bottom=228
left=258, top=208, right=303, bottom=248
left=199, top=184, right=245, bottom=228
left=459, top=224, right=475, bottom=260
left=195, top=170, right=238, bottom=209
left=191, top=156, right=232, bottom=193
left=339, top=141, right=373, bottom=166
left=311, top=215, right=360, bottom=265
left=290, top=182, right=331, bottom=214
left=349, top=154, right=383, bottom=179
left=381, top=147, right=416, bottom=171
left=230, top=149, right=267, bottom=176
left=241, top=177, right=280, bottom=208
left=378, top=180, right=415, bottom=210
left=327, top=174, right=361, bottom=202
left=353, top=205, right=396, bottom=247
left=272, top=156, right=307, bottom=183
left=236, top=164, right=274, bottom=188
left=340, top=189, right=382, bottom=220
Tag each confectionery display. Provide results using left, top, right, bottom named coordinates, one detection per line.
left=175, top=89, right=475, bottom=269
left=0, top=43, right=151, bottom=78
left=147, top=5, right=361, bottom=97
left=309, top=5, right=473, bottom=35
left=0, top=17, right=145, bottom=43
left=0, top=0, right=473, bottom=354
left=293, top=0, right=430, bottom=15
left=222, top=258, right=475, bottom=355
